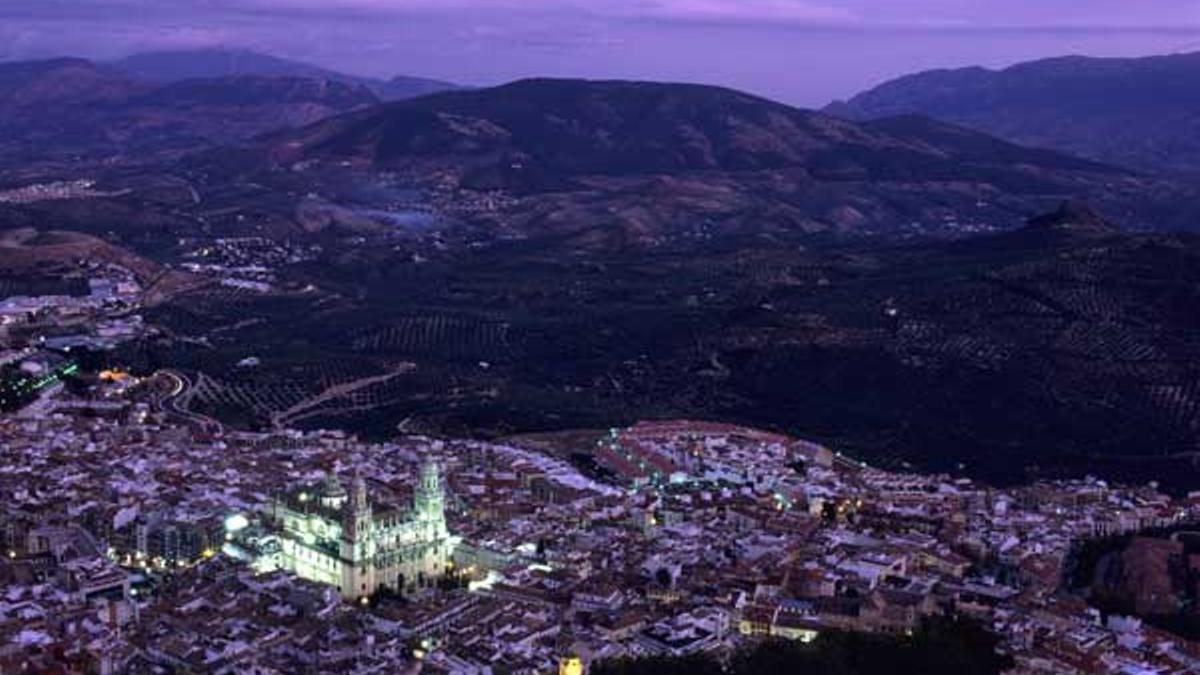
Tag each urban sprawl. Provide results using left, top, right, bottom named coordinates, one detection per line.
left=1, top=267, right=1199, bottom=674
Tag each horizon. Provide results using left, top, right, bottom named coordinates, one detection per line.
left=4, top=1, right=1200, bottom=107
left=8, top=42, right=1200, bottom=110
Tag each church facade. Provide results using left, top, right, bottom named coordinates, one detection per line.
left=267, top=460, right=456, bottom=600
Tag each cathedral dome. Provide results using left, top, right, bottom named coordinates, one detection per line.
left=320, top=472, right=348, bottom=510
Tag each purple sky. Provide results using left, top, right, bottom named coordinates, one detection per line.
left=2, top=1, right=1198, bottom=106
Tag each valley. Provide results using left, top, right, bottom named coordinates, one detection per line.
left=73, top=197, right=1200, bottom=494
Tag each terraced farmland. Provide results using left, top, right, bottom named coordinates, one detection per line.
left=120, top=224, right=1200, bottom=493
left=349, top=316, right=514, bottom=361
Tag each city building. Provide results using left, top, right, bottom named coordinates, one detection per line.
left=267, top=460, right=458, bottom=599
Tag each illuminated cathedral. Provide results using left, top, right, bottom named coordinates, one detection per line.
left=267, top=460, right=456, bottom=600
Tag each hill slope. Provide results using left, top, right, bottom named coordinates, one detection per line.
left=0, top=58, right=136, bottom=111
left=121, top=200, right=1200, bottom=493
left=271, top=78, right=1188, bottom=242
left=828, top=52, right=1200, bottom=175
left=0, top=58, right=379, bottom=164
left=294, top=78, right=1116, bottom=179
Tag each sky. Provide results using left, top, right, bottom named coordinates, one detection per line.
left=2, top=0, right=1199, bottom=107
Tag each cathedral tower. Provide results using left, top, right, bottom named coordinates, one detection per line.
left=414, top=459, right=446, bottom=528
left=270, top=461, right=457, bottom=600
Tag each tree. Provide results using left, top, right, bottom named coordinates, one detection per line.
left=593, top=617, right=1012, bottom=675
left=655, top=568, right=673, bottom=589
left=731, top=616, right=1011, bottom=675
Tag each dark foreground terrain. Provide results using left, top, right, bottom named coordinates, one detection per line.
left=1070, top=527, right=1200, bottom=640
left=592, top=616, right=1010, bottom=675
left=90, top=201, right=1200, bottom=493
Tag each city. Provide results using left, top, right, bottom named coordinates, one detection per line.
left=1, top=317, right=1198, bottom=671
left=5, top=2, right=1200, bottom=674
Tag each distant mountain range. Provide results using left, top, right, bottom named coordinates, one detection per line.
left=2, top=55, right=1198, bottom=239
left=110, top=48, right=459, bottom=102
left=0, top=57, right=380, bottom=163
left=0, top=49, right=460, bottom=166
left=828, top=52, right=1200, bottom=175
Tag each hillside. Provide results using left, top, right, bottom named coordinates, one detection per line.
left=119, top=75, right=380, bottom=143
left=116, top=201, right=1200, bottom=493
left=271, top=77, right=1190, bottom=241
left=0, top=227, right=165, bottom=285
left=0, top=58, right=135, bottom=111
left=294, top=78, right=1117, bottom=178
left=0, top=58, right=380, bottom=164
left=828, top=52, right=1200, bottom=175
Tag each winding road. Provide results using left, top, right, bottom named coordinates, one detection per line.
left=155, top=369, right=224, bottom=432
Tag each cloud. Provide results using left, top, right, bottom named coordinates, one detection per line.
left=0, top=28, right=40, bottom=59
left=628, top=0, right=857, bottom=24
left=6, top=1, right=1200, bottom=33
left=220, top=0, right=851, bottom=24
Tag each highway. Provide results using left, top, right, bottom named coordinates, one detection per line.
left=155, top=369, right=223, bottom=432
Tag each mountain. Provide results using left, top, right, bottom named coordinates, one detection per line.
left=828, top=52, right=1200, bottom=175
left=0, top=57, right=135, bottom=111
left=373, top=75, right=464, bottom=101
left=1023, top=200, right=1119, bottom=236
left=268, top=77, right=1187, bottom=243
left=0, top=57, right=380, bottom=165
left=112, top=48, right=355, bottom=83
left=111, top=48, right=459, bottom=101
left=0, top=58, right=139, bottom=164
left=106, top=75, right=381, bottom=152
left=292, top=78, right=1115, bottom=177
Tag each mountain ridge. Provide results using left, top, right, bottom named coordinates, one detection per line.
left=248, top=76, right=1200, bottom=245
left=286, top=77, right=1127, bottom=180
left=0, top=56, right=381, bottom=163
left=828, top=51, right=1200, bottom=175
left=110, top=48, right=460, bottom=101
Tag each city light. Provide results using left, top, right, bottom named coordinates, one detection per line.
left=224, top=514, right=250, bottom=534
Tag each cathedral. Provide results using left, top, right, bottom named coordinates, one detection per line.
left=267, top=460, right=456, bottom=600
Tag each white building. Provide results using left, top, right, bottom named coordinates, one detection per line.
left=268, top=461, right=457, bottom=600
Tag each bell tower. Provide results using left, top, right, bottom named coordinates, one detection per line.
left=346, top=473, right=371, bottom=539
left=342, top=472, right=375, bottom=598
left=413, top=459, right=447, bottom=535
left=351, top=474, right=370, bottom=515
